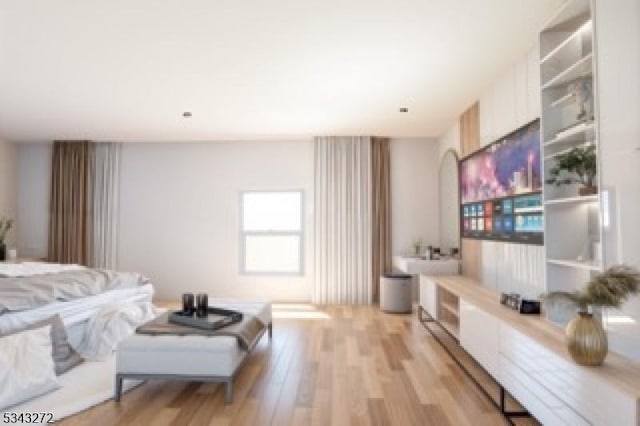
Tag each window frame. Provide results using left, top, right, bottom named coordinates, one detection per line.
left=239, top=189, right=305, bottom=276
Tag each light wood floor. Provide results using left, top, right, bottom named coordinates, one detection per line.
left=60, top=304, right=533, bottom=426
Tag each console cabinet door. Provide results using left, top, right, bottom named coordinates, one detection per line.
left=419, top=276, right=437, bottom=319
left=459, top=299, right=499, bottom=378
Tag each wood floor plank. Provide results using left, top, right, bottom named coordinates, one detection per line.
left=57, top=304, right=535, bottom=426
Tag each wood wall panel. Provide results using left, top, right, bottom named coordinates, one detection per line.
left=459, top=103, right=482, bottom=281
left=460, top=102, right=480, bottom=157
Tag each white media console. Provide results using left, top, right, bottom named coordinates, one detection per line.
left=420, top=274, right=640, bottom=426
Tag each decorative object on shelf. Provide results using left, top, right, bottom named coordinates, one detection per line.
left=568, top=78, right=594, bottom=121
left=545, top=145, right=597, bottom=196
left=411, top=237, right=423, bottom=256
left=542, top=265, right=640, bottom=366
left=519, top=299, right=541, bottom=315
left=0, top=217, right=14, bottom=261
left=565, top=312, right=608, bottom=366
left=500, top=293, right=521, bottom=311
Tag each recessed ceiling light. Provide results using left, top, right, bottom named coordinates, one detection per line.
left=399, top=107, right=408, bottom=113
left=182, top=111, right=192, bottom=118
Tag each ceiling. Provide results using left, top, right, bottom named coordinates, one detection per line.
left=0, top=0, right=564, bottom=142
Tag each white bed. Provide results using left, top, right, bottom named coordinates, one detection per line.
left=0, top=264, right=156, bottom=420
left=6, top=355, right=142, bottom=422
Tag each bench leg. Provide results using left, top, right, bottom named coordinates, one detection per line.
left=114, top=375, right=123, bottom=402
left=268, top=322, right=273, bottom=339
left=224, top=380, right=233, bottom=404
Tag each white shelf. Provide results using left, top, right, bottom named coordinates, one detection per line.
left=541, top=20, right=593, bottom=65
left=544, top=122, right=595, bottom=147
left=542, top=53, right=593, bottom=90
left=550, top=92, right=576, bottom=108
left=544, top=194, right=598, bottom=205
left=440, top=301, right=459, bottom=318
left=544, top=141, right=595, bottom=160
left=547, top=258, right=602, bottom=271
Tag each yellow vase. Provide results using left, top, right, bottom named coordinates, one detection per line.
left=566, top=312, right=608, bottom=366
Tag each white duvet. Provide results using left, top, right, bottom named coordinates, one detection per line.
left=0, top=262, right=85, bottom=278
left=74, top=301, right=156, bottom=360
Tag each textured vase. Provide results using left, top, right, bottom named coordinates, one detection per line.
left=566, top=312, right=608, bottom=366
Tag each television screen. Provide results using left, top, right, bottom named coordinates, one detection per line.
left=460, top=119, right=543, bottom=245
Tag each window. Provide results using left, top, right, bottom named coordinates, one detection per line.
left=240, top=191, right=304, bottom=275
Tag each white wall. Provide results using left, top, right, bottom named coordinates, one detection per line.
left=438, top=122, right=461, bottom=161
left=17, top=143, right=51, bottom=258
left=0, top=139, right=18, bottom=247
left=437, top=43, right=545, bottom=297
left=595, top=0, right=640, bottom=358
left=16, top=138, right=441, bottom=301
left=477, top=44, right=545, bottom=297
left=117, top=141, right=315, bottom=302
left=390, top=138, right=440, bottom=256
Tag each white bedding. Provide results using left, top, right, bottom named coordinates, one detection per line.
left=0, top=284, right=154, bottom=336
left=0, top=262, right=85, bottom=278
left=4, top=354, right=141, bottom=422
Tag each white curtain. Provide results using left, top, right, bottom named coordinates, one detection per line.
left=91, top=143, right=121, bottom=269
left=313, top=136, right=372, bottom=304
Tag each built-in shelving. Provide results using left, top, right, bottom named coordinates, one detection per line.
left=441, top=301, right=459, bottom=318
left=546, top=258, right=602, bottom=271
left=544, top=141, right=594, bottom=160
left=541, top=20, right=592, bottom=65
left=544, top=194, right=598, bottom=206
left=437, top=286, right=460, bottom=340
left=542, top=53, right=593, bottom=90
left=543, top=122, right=595, bottom=147
left=540, top=0, right=603, bottom=326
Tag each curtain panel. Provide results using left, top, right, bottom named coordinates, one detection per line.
left=313, top=136, right=373, bottom=304
left=91, top=143, right=121, bottom=269
left=48, top=141, right=93, bottom=265
left=48, top=141, right=121, bottom=267
left=371, top=137, right=391, bottom=302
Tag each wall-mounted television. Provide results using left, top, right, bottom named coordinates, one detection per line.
left=460, top=119, right=543, bottom=245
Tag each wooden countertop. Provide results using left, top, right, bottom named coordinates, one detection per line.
left=424, top=274, right=640, bottom=398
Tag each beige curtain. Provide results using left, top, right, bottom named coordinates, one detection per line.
left=371, top=137, right=391, bottom=302
left=48, top=141, right=93, bottom=265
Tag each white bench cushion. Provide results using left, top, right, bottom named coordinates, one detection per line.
left=116, top=299, right=271, bottom=378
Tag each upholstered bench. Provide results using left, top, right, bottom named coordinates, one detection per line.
left=115, top=299, right=271, bottom=404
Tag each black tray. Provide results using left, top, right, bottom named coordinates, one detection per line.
left=168, top=306, right=243, bottom=330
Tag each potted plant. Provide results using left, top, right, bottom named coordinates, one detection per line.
left=543, top=265, right=640, bottom=366
left=0, top=217, right=13, bottom=261
left=545, top=145, right=597, bottom=196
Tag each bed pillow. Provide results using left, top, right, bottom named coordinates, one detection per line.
left=1, top=315, right=84, bottom=375
left=0, top=325, right=61, bottom=410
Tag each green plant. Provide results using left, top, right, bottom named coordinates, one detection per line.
left=543, top=265, right=640, bottom=312
left=0, top=217, right=12, bottom=244
left=545, top=145, right=597, bottom=189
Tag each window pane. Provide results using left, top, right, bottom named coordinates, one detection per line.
left=243, top=192, right=301, bottom=231
left=244, top=235, right=301, bottom=273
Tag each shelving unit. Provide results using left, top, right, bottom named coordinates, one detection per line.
left=540, top=0, right=604, bottom=324
left=544, top=194, right=598, bottom=205
left=546, top=258, right=601, bottom=271
left=437, top=286, right=460, bottom=340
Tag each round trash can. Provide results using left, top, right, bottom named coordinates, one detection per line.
left=380, top=273, right=413, bottom=313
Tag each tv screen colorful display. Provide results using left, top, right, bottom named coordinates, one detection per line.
left=460, top=119, right=543, bottom=245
